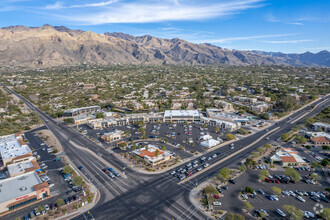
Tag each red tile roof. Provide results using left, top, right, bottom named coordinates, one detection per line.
left=280, top=156, right=297, bottom=163
left=139, top=149, right=163, bottom=158
left=311, top=136, right=330, bottom=143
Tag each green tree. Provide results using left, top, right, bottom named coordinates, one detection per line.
left=295, top=135, right=307, bottom=144
left=311, top=161, right=322, bottom=168
left=238, top=164, right=247, bottom=173
left=161, top=145, right=166, bottom=151
left=244, top=158, right=257, bottom=167
left=263, top=144, right=272, bottom=150
left=132, top=143, right=137, bottom=151
left=244, top=201, right=253, bottom=210
left=259, top=113, right=269, bottom=120
left=63, top=118, right=74, bottom=124
left=119, top=142, right=127, bottom=149
left=285, top=168, right=301, bottom=182
left=225, top=133, right=235, bottom=140
left=245, top=187, right=254, bottom=194
left=322, top=145, right=330, bottom=150
left=281, top=133, right=291, bottom=142
left=96, top=113, right=104, bottom=118
left=63, top=165, right=74, bottom=175
left=155, top=149, right=160, bottom=157
left=304, top=117, right=315, bottom=127
left=215, top=127, right=220, bottom=134
left=203, top=184, right=218, bottom=195
left=320, top=207, right=330, bottom=220
left=310, top=173, right=321, bottom=180
left=72, top=176, right=84, bottom=186
left=321, top=158, right=330, bottom=167
left=37, top=205, right=45, bottom=213
left=56, top=198, right=65, bottom=208
left=283, top=205, right=303, bottom=220
left=259, top=170, right=270, bottom=180
left=145, top=145, right=149, bottom=151
left=217, top=167, right=230, bottom=180
left=271, top=186, right=282, bottom=195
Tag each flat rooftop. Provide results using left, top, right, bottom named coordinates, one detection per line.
left=164, top=110, right=200, bottom=117
left=0, top=172, right=42, bottom=203
left=7, top=157, right=37, bottom=176
left=64, top=105, right=100, bottom=113
left=0, top=134, right=31, bottom=160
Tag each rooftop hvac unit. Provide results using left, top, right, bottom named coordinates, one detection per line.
left=20, top=186, right=27, bottom=191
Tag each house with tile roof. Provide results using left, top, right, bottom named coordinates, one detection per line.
left=132, top=145, right=172, bottom=166
left=270, top=148, right=305, bottom=166
left=311, top=136, right=330, bottom=145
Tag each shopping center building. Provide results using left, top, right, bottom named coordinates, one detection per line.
left=0, top=172, right=49, bottom=213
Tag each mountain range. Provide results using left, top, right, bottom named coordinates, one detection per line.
left=0, top=24, right=329, bottom=68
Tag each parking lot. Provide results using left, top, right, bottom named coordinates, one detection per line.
left=219, top=169, right=329, bottom=219
left=2, top=129, right=83, bottom=220
left=79, top=121, right=236, bottom=160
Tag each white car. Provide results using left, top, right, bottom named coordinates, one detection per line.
left=197, top=167, right=203, bottom=171
left=303, top=211, right=314, bottom=218
left=276, top=209, right=286, bottom=217
left=170, top=171, right=176, bottom=175
left=297, top=196, right=305, bottom=202
left=270, top=195, right=279, bottom=201
left=44, top=204, right=50, bottom=211
left=49, top=183, right=55, bottom=188
left=241, top=194, right=248, bottom=200
left=203, top=163, right=209, bottom=168
left=40, top=143, right=46, bottom=146
left=34, top=208, right=40, bottom=216
left=213, top=201, right=222, bottom=206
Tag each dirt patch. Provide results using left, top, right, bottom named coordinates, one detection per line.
left=37, top=129, right=63, bottom=153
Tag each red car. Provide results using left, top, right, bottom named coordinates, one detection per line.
left=275, top=179, right=280, bottom=184
left=213, top=194, right=221, bottom=199
left=187, top=172, right=193, bottom=177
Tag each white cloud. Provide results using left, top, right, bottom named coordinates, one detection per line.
left=45, top=0, right=118, bottom=10
left=45, top=1, right=64, bottom=10
left=50, top=0, right=265, bottom=24
left=283, top=22, right=303, bottom=26
left=202, top=33, right=297, bottom=44
left=263, top=39, right=315, bottom=44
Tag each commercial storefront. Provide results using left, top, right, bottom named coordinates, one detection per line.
left=0, top=172, right=49, bottom=213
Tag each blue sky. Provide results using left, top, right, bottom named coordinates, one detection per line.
left=0, top=0, right=329, bottom=53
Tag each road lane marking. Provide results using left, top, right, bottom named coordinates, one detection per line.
left=180, top=127, right=280, bottom=184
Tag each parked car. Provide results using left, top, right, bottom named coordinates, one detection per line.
left=297, top=196, right=306, bottom=202
left=310, top=196, right=320, bottom=202
left=259, top=209, right=269, bottom=217
left=34, top=208, right=40, bottom=216
left=50, top=203, right=56, bottom=210
left=257, top=189, right=265, bottom=195
left=228, top=179, right=236, bottom=184
left=266, top=195, right=274, bottom=201
left=276, top=208, right=286, bottom=217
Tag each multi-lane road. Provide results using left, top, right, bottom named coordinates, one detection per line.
left=1, top=82, right=329, bottom=220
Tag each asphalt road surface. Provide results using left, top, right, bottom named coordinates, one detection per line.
left=1, top=82, right=329, bottom=220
